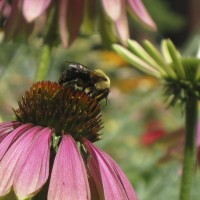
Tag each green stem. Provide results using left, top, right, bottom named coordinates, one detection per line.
left=35, top=45, right=51, bottom=82
left=0, top=114, right=3, bottom=122
left=34, top=5, right=57, bottom=82
left=180, top=97, right=198, bottom=200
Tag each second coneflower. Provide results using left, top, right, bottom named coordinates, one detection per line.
left=0, top=81, right=138, bottom=200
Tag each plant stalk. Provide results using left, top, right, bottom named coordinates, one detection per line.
left=180, top=97, right=198, bottom=200
left=35, top=45, right=51, bottom=82
left=34, top=5, right=57, bottom=82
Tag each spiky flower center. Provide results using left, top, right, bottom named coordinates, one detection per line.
left=13, top=81, right=103, bottom=142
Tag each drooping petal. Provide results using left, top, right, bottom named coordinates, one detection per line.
left=4, top=0, right=33, bottom=40
left=58, top=0, right=69, bottom=47
left=101, top=0, right=122, bottom=21
left=58, top=0, right=85, bottom=48
left=127, top=0, right=157, bottom=30
left=48, top=134, right=90, bottom=200
left=0, top=122, right=20, bottom=131
left=23, top=0, right=52, bottom=22
left=14, top=127, right=52, bottom=200
left=67, top=0, right=85, bottom=46
left=197, top=121, right=200, bottom=147
left=114, top=0, right=129, bottom=45
left=101, top=150, right=138, bottom=200
left=0, top=0, right=11, bottom=17
left=87, top=170, right=102, bottom=200
left=0, top=123, right=33, bottom=160
left=0, top=126, right=42, bottom=196
left=84, top=139, right=138, bottom=200
left=0, top=121, right=21, bottom=142
left=0, top=0, right=5, bottom=12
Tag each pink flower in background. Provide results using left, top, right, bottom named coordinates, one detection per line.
left=101, top=0, right=156, bottom=44
left=0, top=0, right=156, bottom=47
left=0, top=81, right=138, bottom=200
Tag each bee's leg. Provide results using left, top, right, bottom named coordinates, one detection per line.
left=61, top=79, right=77, bottom=88
left=92, top=88, right=110, bottom=102
left=52, top=80, right=77, bottom=99
left=90, top=89, right=102, bottom=101
left=85, top=87, right=92, bottom=95
left=88, top=87, right=97, bottom=98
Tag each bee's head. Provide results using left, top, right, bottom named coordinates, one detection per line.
left=94, top=69, right=110, bottom=90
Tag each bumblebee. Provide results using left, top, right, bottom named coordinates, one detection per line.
left=58, top=62, right=110, bottom=102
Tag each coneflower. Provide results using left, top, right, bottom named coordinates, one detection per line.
left=0, top=81, right=138, bottom=200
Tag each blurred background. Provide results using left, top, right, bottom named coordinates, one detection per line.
left=1, top=0, right=200, bottom=199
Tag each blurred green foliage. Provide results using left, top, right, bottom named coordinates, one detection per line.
left=143, top=0, right=186, bottom=32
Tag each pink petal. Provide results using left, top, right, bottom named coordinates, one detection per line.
left=0, top=0, right=6, bottom=13
left=23, top=0, right=52, bottom=22
left=58, top=0, right=69, bottom=47
left=0, top=121, right=21, bottom=142
left=84, top=139, right=138, bottom=200
left=14, top=127, right=52, bottom=199
left=0, top=126, right=42, bottom=196
left=67, top=0, right=85, bottom=45
left=0, top=123, right=34, bottom=160
left=0, top=121, right=20, bottom=130
left=58, top=0, right=84, bottom=47
left=127, top=0, right=157, bottom=30
left=114, top=0, right=129, bottom=45
left=101, top=151, right=138, bottom=200
left=48, top=135, right=90, bottom=200
left=197, top=121, right=200, bottom=147
left=87, top=171, right=102, bottom=199
left=0, top=0, right=11, bottom=17
left=4, top=0, right=33, bottom=40
left=101, top=0, right=122, bottom=21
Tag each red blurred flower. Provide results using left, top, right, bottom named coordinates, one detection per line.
left=141, top=120, right=166, bottom=146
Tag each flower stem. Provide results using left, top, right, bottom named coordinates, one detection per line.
left=180, top=97, right=198, bottom=200
left=34, top=6, right=57, bottom=82
left=35, top=44, right=51, bottom=82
